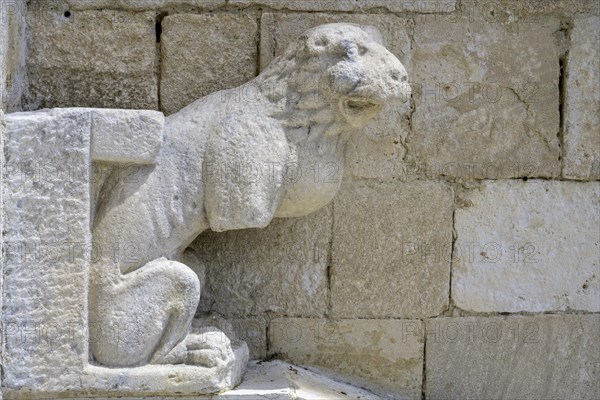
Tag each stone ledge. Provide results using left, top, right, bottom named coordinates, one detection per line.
left=218, top=360, right=381, bottom=400
left=91, top=108, right=164, bottom=163
left=5, top=108, right=164, bottom=164
left=2, top=359, right=379, bottom=400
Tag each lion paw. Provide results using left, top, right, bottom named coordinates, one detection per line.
left=186, top=330, right=235, bottom=368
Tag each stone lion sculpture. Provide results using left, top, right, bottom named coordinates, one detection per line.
left=90, top=23, right=410, bottom=368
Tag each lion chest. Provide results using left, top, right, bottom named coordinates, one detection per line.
left=275, top=143, right=344, bottom=218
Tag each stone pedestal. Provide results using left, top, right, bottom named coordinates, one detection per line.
left=1, top=108, right=248, bottom=398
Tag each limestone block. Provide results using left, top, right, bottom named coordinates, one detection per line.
left=0, top=0, right=26, bottom=112
left=0, top=10, right=6, bottom=110
left=491, top=0, right=599, bottom=16
left=261, top=13, right=413, bottom=180
left=190, top=206, right=332, bottom=318
left=425, top=315, right=600, bottom=399
left=331, top=182, right=453, bottom=318
left=160, top=13, right=258, bottom=115
left=2, top=108, right=92, bottom=390
left=453, top=180, right=600, bottom=312
left=91, top=108, right=164, bottom=163
left=58, top=0, right=226, bottom=11
left=232, top=0, right=455, bottom=13
left=411, top=16, right=561, bottom=179
left=0, top=109, right=4, bottom=397
left=563, top=16, right=600, bottom=180
left=268, top=318, right=424, bottom=399
left=25, top=9, right=157, bottom=110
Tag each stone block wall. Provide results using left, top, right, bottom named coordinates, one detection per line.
left=2, top=0, right=599, bottom=398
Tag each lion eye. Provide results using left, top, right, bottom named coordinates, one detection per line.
left=314, top=37, right=329, bottom=47
left=357, top=45, right=368, bottom=56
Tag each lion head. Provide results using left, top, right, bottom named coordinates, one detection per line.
left=261, top=23, right=411, bottom=137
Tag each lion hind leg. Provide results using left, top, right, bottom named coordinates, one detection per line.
left=90, top=258, right=200, bottom=367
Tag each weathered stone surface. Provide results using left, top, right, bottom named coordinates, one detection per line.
left=3, top=108, right=92, bottom=390
left=261, top=13, right=411, bottom=80
left=563, top=16, right=600, bottom=180
left=0, top=109, right=4, bottom=397
left=58, top=0, right=226, bottom=11
left=2, top=108, right=250, bottom=397
left=25, top=9, right=157, bottom=110
left=47, top=0, right=457, bottom=13
left=233, top=0, right=455, bottom=13
left=218, top=360, right=380, bottom=400
left=230, top=317, right=269, bottom=360
left=269, top=318, right=424, bottom=399
left=261, top=13, right=413, bottom=180
left=0, top=0, right=26, bottom=112
left=193, top=313, right=268, bottom=361
left=91, top=109, right=164, bottom=163
left=0, top=10, right=5, bottom=111
left=426, top=315, right=600, bottom=399
left=190, top=206, right=332, bottom=318
left=410, top=16, right=561, bottom=180
left=331, top=182, right=453, bottom=318
left=81, top=360, right=376, bottom=399
left=343, top=104, right=411, bottom=180
left=492, top=0, right=600, bottom=16
left=453, top=180, right=600, bottom=312
left=160, top=13, right=258, bottom=115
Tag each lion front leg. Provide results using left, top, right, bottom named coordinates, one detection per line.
left=89, top=258, right=200, bottom=367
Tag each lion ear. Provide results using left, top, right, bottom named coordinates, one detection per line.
left=203, top=113, right=289, bottom=232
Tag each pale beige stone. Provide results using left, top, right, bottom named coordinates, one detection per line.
left=3, top=108, right=92, bottom=390
left=269, top=318, right=424, bottom=399
left=230, top=317, right=269, bottom=360
left=493, top=0, right=599, bottom=16
left=54, top=0, right=456, bottom=13
left=58, top=0, right=226, bottom=11
left=0, top=0, right=26, bottom=112
left=331, top=182, right=453, bottom=318
left=190, top=206, right=332, bottom=318
left=261, top=13, right=413, bottom=180
left=25, top=9, right=157, bottom=109
left=453, top=180, right=600, bottom=312
left=410, top=16, right=561, bottom=179
left=91, top=109, right=164, bottom=164
left=219, top=360, right=380, bottom=400
left=160, top=13, right=258, bottom=115
left=563, top=16, right=600, bottom=180
left=0, top=109, right=4, bottom=397
left=195, top=313, right=269, bottom=361
left=2, top=108, right=249, bottom=397
left=232, top=0, right=455, bottom=13
left=426, top=315, right=600, bottom=399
